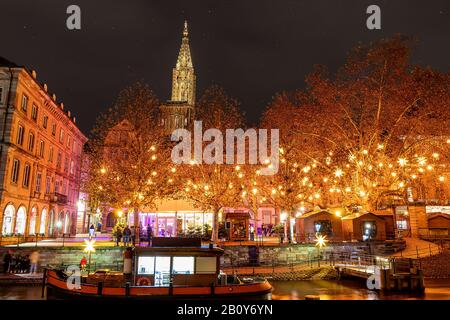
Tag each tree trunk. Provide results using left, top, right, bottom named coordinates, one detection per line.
left=133, top=207, right=140, bottom=246
left=211, top=208, right=220, bottom=244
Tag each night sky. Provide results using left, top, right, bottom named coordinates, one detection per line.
left=1, top=0, right=449, bottom=136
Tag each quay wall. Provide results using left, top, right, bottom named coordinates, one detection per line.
left=0, top=240, right=404, bottom=272
left=0, top=247, right=125, bottom=271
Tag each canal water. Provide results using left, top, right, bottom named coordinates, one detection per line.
left=0, top=279, right=449, bottom=300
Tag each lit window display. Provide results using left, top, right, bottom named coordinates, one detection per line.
left=172, top=257, right=194, bottom=274
left=2, top=204, right=15, bottom=235
left=154, top=256, right=171, bottom=286
left=15, top=206, right=27, bottom=234
left=137, top=256, right=155, bottom=275
left=137, top=212, right=213, bottom=237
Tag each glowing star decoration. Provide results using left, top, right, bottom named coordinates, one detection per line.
left=84, top=239, right=96, bottom=253
left=315, top=234, right=328, bottom=249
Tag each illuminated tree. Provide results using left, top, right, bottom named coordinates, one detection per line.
left=84, top=83, right=178, bottom=238
left=177, top=85, right=245, bottom=243
left=256, top=93, right=325, bottom=242
left=294, top=37, right=450, bottom=212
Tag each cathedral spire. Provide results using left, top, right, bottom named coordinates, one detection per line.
left=172, top=20, right=196, bottom=105
left=183, top=20, right=189, bottom=38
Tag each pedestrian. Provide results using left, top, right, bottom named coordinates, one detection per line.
left=123, top=226, right=131, bottom=247
left=9, top=254, right=16, bottom=273
left=89, top=224, right=95, bottom=238
left=115, top=228, right=122, bottom=246
left=15, top=253, right=23, bottom=273
left=146, top=224, right=153, bottom=246
left=29, top=251, right=40, bottom=274
left=22, top=254, right=30, bottom=273
left=80, top=256, right=87, bottom=272
left=2, top=250, right=12, bottom=273
left=131, top=226, right=136, bottom=246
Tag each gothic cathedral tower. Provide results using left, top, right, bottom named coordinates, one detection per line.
left=161, top=21, right=196, bottom=133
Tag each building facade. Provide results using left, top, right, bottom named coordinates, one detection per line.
left=0, top=57, right=87, bottom=241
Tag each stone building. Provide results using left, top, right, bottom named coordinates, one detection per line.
left=160, top=21, right=195, bottom=134
left=0, top=57, right=87, bottom=242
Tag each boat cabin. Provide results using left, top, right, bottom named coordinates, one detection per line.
left=133, top=237, right=223, bottom=287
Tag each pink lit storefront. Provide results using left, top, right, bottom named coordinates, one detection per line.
left=128, top=199, right=213, bottom=237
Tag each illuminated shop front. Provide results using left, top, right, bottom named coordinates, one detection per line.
left=131, top=211, right=213, bottom=237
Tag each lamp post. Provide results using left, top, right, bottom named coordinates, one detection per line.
left=84, top=239, right=96, bottom=273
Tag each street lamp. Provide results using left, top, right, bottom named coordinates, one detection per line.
left=84, top=239, right=96, bottom=273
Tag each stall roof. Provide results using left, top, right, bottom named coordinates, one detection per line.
left=298, top=210, right=333, bottom=219
left=341, top=212, right=383, bottom=220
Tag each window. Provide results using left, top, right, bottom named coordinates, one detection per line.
left=172, top=257, right=194, bottom=274
left=314, top=220, right=333, bottom=236
left=64, top=158, right=69, bottom=173
left=0, top=87, right=3, bottom=103
left=16, top=125, right=24, bottom=145
left=51, top=123, right=56, bottom=136
left=35, top=172, right=42, bottom=193
left=55, top=180, right=59, bottom=193
left=45, top=176, right=51, bottom=194
left=48, top=145, right=54, bottom=162
left=43, top=115, right=48, bottom=128
left=70, top=160, right=74, bottom=175
left=62, top=180, right=67, bottom=195
left=59, top=128, right=64, bottom=143
left=56, top=151, right=62, bottom=168
left=21, top=94, right=28, bottom=112
left=11, top=159, right=20, bottom=183
left=137, top=256, right=155, bottom=275
left=397, top=220, right=408, bottom=230
left=28, top=132, right=34, bottom=152
left=67, top=136, right=71, bottom=148
left=39, top=140, right=45, bottom=157
left=195, top=257, right=216, bottom=274
left=31, top=104, right=38, bottom=121
left=23, top=164, right=31, bottom=187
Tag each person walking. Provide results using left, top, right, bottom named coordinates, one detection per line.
left=23, top=254, right=31, bottom=273
left=89, top=224, right=95, bottom=238
left=2, top=250, right=12, bottom=273
left=15, top=253, right=24, bottom=273
left=123, top=226, right=131, bottom=247
left=9, top=254, right=17, bottom=273
left=131, top=226, right=136, bottom=246
left=115, top=228, right=123, bottom=246
left=29, top=251, right=40, bottom=274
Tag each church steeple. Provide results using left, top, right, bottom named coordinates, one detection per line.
left=171, top=20, right=196, bottom=105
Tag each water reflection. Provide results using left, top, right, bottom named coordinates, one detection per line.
left=271, top=279, right=450, bottom=300
left=0, top=279, right=449, bottom=300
